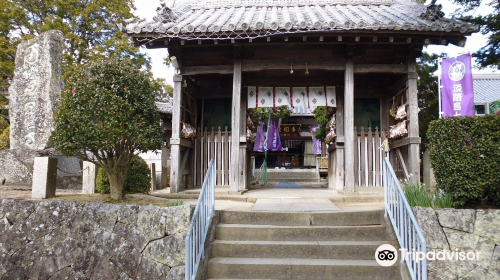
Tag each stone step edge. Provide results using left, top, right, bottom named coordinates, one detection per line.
left=208, top=257, right=385, bottom=266
left=212, top=240, right=386, bottom=246
left=217, top=224, right=384, bottom=229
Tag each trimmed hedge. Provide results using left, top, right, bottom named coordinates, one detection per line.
left=427, top=114, right=500, bottom=207
left=96, top=155, right=151, bottom=195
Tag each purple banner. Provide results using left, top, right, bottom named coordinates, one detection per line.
left=267, top=118, right=283, bottom=151
left=441, top=54, right=474, bottom=117
left=310, top=125, right=322, bottom=155
left=253, top=119, right=265, bottom=152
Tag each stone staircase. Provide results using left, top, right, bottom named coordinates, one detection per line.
left=206, top=210, right=401, bottom=280
left=266, top=169, right=319, bottom=182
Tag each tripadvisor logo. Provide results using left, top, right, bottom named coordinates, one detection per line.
left=375, top=244, right=482, bottom=266
left=375, top=244, right=398, bottom=266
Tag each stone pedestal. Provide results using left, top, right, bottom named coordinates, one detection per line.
left=82, top=161, right=97, bottom=194
left=423, top=149, right=437, bottom=190
left=149, top=163, right=156, bottom=191
left=32, top=157, right=58, bottom=198
left=0, top=149, right=38, bottom=185
left=161, top=146, right=170, bottom=188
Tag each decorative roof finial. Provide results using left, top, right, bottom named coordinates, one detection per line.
left=153, top=0, right=181, bottom=23
left=420, top=0, right=445, bottom=21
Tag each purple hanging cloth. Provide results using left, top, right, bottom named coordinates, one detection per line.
left=441, top=54, right=474, bottom=117
left=310, top=125, right=322, bottom=155
left=267, top=118, right=283, bottom=151
left=253, top=119, right=266, bottom=152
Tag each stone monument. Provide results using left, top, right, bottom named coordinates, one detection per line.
left=0, top=30, right=64, bottom=185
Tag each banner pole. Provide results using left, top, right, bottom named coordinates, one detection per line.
left=437, top=57, right=443, bottom=119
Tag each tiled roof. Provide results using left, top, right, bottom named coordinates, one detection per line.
left=474, top=74, right=500, bottom=104
left=155, top=101, right=173, bottom=114
left=125, top=0, right=478, bottom=40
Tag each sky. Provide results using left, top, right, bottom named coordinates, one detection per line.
left=132, top=0, right=493, bottom=85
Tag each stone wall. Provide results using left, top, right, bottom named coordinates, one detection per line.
left=0, top=198, right=191, bottom=280
left=412, top=207, right=500, bottom=280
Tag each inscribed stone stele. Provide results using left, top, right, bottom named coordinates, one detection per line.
left=8, top=30, right=64, bottom=150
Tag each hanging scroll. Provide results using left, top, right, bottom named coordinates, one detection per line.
left=326, top=86, right=336, bottom=107
left=258, top=87, right=273, bottom=108
left=275, top=87, right=292, bottom=107
left=247, top=86, right=336, bottom=109
left=248, top=86, right=257, bottom=108
left=293, top=87, right=308, bottom=111
left=309, top=87, right=326, bottom=108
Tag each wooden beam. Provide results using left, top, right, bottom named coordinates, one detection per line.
left=183, top=61, right=407, bottom=75
left=244, top=76, right=344, bottom=86
left=396, top=148, right=410, bottom=181
left=344, top=58, right=355, bottom=192
left=229, top=54, right=242, bottom=192
left=183, top=65, right=233, bottom=75
left=170, top=137, right=195, bottom=149
left=389, top=137, right=421, bottom=149
left=243, top=60, right=345, bottom=71
left=354, top=64, right=407, bottom=73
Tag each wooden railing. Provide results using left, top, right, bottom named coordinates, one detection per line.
left=354, top=126, right=386, bottom=187
left=193, top=125, right=389, bottom=187
left=194, top=127, right=232, bottom=186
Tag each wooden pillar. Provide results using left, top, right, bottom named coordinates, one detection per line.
left=335, top=95, right=345, bottom=190
left=344, top=58, right=355, bottom=192
left=328, top=94, right=344, bottom=190
left=238, top=90, right=248, bottom=190
left=170, top=75, right=183, bottom=193
left=230, top=54, right=242, bottom=193
left=188, top=91, right=197, bottom=189
left=328, top=147, right=335, bottom=189
left=406, top=58, right=420, bottom=182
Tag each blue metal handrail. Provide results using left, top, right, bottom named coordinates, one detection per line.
left=185, top=159, right=216, bottom=280
left=383, top=158, right=427, bottom=280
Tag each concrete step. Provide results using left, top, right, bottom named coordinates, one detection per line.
left=266, top=170, right=319, bottom=182
left=266, top=178, right=320, bottom=182
left=207, top=257, right=400, bottom=280
left=266, top=174, right=319, bottom=178
left=215, top=224, right=386, bottom=242
left=219, top=210, right=383, bottom=226
left=211, top=240, right=384, bottom=260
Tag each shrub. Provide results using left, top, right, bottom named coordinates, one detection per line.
left=53, top=58, right=162, bottom=200
left=0, top=118, right=7, bottom=131
left=427, top=115, right=500, bottom=207
left=96, top=155, right=151, bottom=195
left=0, top=126, right=9, bottom=150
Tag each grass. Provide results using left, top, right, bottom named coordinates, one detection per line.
left=166, top=199, right=184, bottom=207
left=432, top=191, right=455, bottom=209
left=403, top=181, right=456, bottom=209
left=404, top=182, right=432, bottom=207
